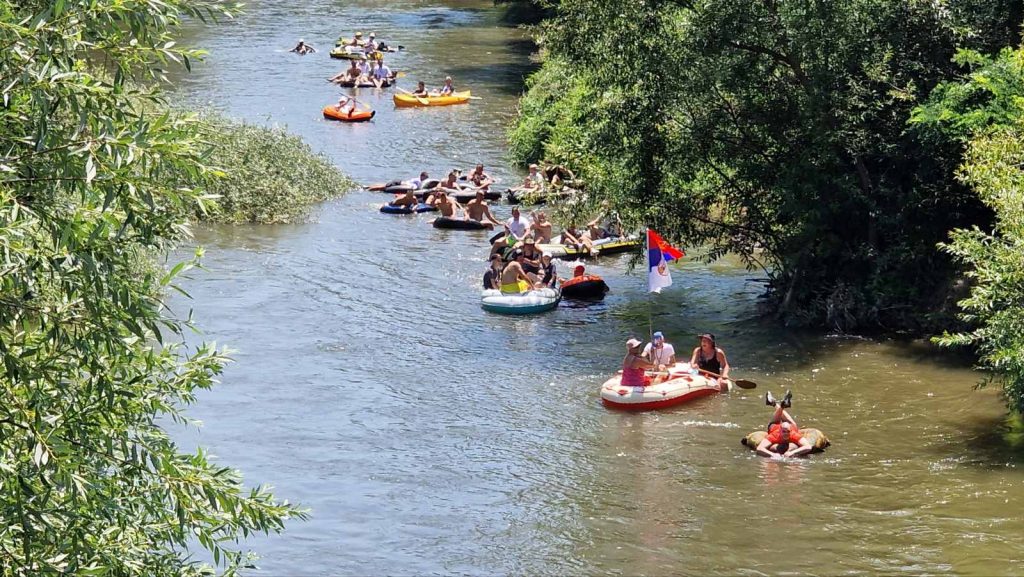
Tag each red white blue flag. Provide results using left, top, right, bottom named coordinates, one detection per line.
left=647, top=228, right=684, bottom=293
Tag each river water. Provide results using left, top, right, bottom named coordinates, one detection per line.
left=169, top=1, right=1024, bottom=575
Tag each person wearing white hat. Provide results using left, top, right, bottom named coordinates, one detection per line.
left=290, top=39, right=316, bottom=55
left=621, top=338, right=657, bottom=387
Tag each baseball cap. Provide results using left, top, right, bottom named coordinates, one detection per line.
left=626, top=338, right=643, bottom=350
left=653, top=331, right=664, bottom=340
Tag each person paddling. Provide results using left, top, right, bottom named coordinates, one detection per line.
left=412, top=81, right=429, bottom=97
left=433, top=76, right=455, bottom=96
left=690, top=333, right=730, bottom=388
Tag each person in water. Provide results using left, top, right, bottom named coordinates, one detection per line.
left=432, top=191, right=460, bottom=217
left=621, top=338, right=658, bottom=387
left=500, top=250, right=536, bottom=294
left=755, top=392, right=814, bottom=459
left=412, top=81, right=429, bottom=97
left=290, top=39, right=316, bottom=54
left=483, top=253, right=503, bottom=290
left=467, top=164, right=493, bottom=190
left=463, top=190, right=501, bottom=229
left=690, top=333, right=730, bottom=385
left=643, top=331, right=677, bottom=369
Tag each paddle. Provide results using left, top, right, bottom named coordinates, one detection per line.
left=396, top=87, right=429, bottom=105
left=694, top=368, right=757, bottom=389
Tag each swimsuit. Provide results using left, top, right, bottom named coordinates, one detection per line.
left=500, top=280, right=529, bottom=294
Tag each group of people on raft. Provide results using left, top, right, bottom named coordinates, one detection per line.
left=620, top=332, right=816, bottom=458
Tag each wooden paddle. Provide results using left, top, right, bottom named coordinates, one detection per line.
left=695, top=368, right=757, bottom=389
left=396, top=87, right=428, bottom=105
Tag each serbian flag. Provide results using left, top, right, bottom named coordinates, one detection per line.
left=647, top=228, right=684, bottom=293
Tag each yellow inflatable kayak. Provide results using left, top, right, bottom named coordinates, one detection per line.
left=393, top=91, right=471, bottom=108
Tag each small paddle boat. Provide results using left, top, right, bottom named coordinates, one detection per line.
left=560, top=274, right=609, bottom=300
left=334, top=78, right=395, bottom=89
left=322, top=105, right=374, bottom=122
left=481, top=288, right=560, bottom=315
left=432, top=217, right=492, bottom=230
left=600, top=363, right=724, bottom=411
left=394, top=91, right=472, bottom=108
left=380, top=203, right=437, bottom=215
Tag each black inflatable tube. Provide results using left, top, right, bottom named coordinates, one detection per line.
left=432, top=217, right=489, bottom=230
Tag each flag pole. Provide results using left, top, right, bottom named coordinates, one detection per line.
left=646, top=228, right=653, bottom=346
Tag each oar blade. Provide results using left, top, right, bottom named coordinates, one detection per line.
left=733, top=379, right=757, bottom=389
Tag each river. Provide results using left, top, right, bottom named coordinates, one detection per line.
left=169, top=1, right=1024, bottom=575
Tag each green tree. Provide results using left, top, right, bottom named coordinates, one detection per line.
left=917, top=46, right=1024, bottom=413
left=0, top=1, right=303, bottom=575
left=512, top=0, right=1022, bottom=331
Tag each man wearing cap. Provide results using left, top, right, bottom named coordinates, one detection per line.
left=290, top=39, right=316, bottom=54
left=643, top=331, right=677, bottom=369
left=689, top=333, right=731, bottom=388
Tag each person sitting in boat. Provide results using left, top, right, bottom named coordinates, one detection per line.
left=543, top=163, right=576, bottom=188
left=528, top=164, right=546, bottom=189
left=500, top=249, right=537, bottom=294
left=357, top=59, right=373, bottom=80
left=432, top=192, right=461, bottom=218
left=504, top=206, right=531, bottom=242
left=643, top=331, right=677, bottom=369
left=467, top=164, right=494, bottom=190
left=539, top=254, right=558, bottom=288
left=371, top=60, right=392, bottom=88
left=412, top=81, right=429, bottom=97
left=755, top=393, right=815, bottom=459
left=464, top=190, right=501, bottom=229
left=432, top=76, right=455, bottom=96
left=364, top=32, right=378, bottom=51
left=519, top=237, right=543, bottom=280
left=334, top=95, right=357, bottom=117
left=483, top=253, right=503, bottom=290
left=585, top=203, right=624, bottom=241
left=621, top=338, right=658, bottom=388
left=389, top=189, right=418, bottom=208
left=689, top=333, right=731, bottom=389
left=290, top=39, right=316, bottom=55
left=529, top=211, right=552, bottom=244
left=560, top=224, right=594, bottom=255
left=330, top=60, right=363, bottom=84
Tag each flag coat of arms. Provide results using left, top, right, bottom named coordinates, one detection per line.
left=647, top=229, right=684, bottom=293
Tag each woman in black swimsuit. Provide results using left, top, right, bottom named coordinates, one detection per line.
left=689, top=333, right=730, bottom=387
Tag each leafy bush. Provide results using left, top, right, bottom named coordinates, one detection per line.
left=195, top=115, right=355, bottom=224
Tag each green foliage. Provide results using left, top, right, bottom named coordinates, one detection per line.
left=512, top=0, right=1022, bottom=331
left=194, top=115, right=355, bottom=224
left=0, top=1, right=304, bottom=575
left=921, top=46, right=1024, bottom=413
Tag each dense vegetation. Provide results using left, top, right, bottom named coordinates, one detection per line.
left=194, top=115, right=354, bottom=224
left=512, top=0, right=1024, bottom=410
left=0, top=1, right=307, bottom=574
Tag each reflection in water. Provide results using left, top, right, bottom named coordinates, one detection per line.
left=169, top=1, right=1024, bottom=575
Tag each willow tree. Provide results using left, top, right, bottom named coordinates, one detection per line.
left=0, top=1, right=302, bottom=575
left=513, top=0, right=1022, bottom=330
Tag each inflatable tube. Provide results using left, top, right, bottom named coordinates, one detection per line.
left=383, top=184, right=415, bottom=193
left=432, top=217, right=491, bottom=230
left=451, top=190, right=502, bottom=203
left=421, top=179, right=441, bottom=190
left=560, top=275, right=609, bottom=299
left=741, top=428, right=831, bottom=453
left=481, top=288, right=560, bottom=315
left=322, top=106, right=375, bottom=122
left=380, top=203, right=436, bottom=215
left=601, top=363, right=722, bottom=411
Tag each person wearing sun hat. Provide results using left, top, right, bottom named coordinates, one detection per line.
left=621, top=338, right=657, bottom=387
left=689, top=333, right=731, bottom=388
